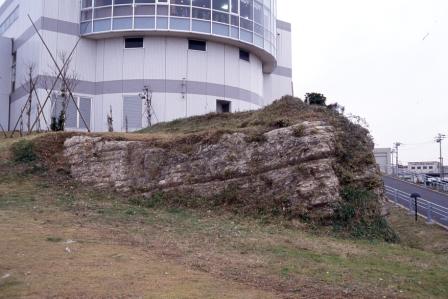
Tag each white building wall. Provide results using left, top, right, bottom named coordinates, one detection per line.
left=374, top=148, right=392, bottom=175
left=1, top=0, right=293, bottom=133
left=264, top=24, right=293, bottom=105
left=0, top=37, right=12, bottom=130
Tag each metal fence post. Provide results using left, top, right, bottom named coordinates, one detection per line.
left=408, top=197, right=413, bottom=215
left=426, top=202, right=434, bottom=224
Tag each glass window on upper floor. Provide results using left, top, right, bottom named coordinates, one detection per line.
left=231, top=0, right=238, bottom=13
left=254, top=1, right=263, bottom=25
left=213, top=0, right=229, bottom=12
left=170, top=5, right=190, bottom=17
left=114, top=0, right=133, bottom=4
left=240, top=0, right=253, bottom=20
left=213, top=11, right=229, bottom=24
left=135, top=5, right=156, bottom=15
left=192, top=0, right=210, bottom=8
left=81, top=9, right=93, bottom=21
left=95, top=0, right=112, bottom=7
left=82, top=0, right=93, bottom=8
left=192, top=8, right=211, bottom=20
left=94, top=7, right=112, bottom=18
left=114, top=5, right=133, bottom=16
left=171, top=0, right=191, bottom=5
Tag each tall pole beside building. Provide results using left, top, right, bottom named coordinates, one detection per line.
left=391, top=149, right=396, bottom=175
left=394, top=142, right=402, bottom=176
left=435, top=134, right=446, bottom=179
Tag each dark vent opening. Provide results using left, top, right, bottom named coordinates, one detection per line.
left=216, top=100, right=231, bottom=113
left=239, top=49, right=250, bottom=62
left=189, top=39, right=207, bottom=51
left=125, top=37, right=144, bottom=48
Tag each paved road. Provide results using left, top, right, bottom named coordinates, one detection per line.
left=383, top=176, right=448, bottom=227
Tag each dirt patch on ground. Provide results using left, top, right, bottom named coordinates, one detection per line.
left=0, top=209, right=277, bottom=299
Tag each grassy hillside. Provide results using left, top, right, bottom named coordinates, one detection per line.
left=139, top=96, right=389, bottom=240
left=140, top=96, right=380, bottom=193
left=1, top=134, right=448, bottom=298
left=5, top=97, right=393, bottom=241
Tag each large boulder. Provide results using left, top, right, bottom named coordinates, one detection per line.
left=64, top=121, right=341, bottom=219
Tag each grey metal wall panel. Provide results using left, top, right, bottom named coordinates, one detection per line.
left=65, top=98, right=77, bottom=128
left=51, top=94, right=63, bottom=118
left=0, top=36, right=12, bottom=129
left=123, top=95, right=142, bottom=130
left=79, top=97, right=91, bottom=130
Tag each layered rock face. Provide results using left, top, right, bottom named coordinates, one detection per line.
left=64, top=121, right=341, bottom=218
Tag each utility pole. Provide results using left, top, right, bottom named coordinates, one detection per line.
left=391, top=148, right=396, bottom=175
left=435, top=134, right=446, bottom=180
left=394, top=142, right=402, bottom=176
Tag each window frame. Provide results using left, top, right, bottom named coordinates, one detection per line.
left=216, top=99, right=231, bottom=113
left=124, top=37, right=145, bottom=48
left=51, top=94, right=92, bottom=131
left=188, top=39, right=207, bottom=51
left=239, top=48, right=250, bottom=62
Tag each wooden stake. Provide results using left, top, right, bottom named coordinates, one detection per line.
left=28, top=15, right=90, bottom=132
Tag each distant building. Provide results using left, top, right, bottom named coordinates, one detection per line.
left=407, top=161, right=440, bottom=175
left=374, top=148, right=392, bottom=174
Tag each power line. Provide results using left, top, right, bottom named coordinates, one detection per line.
left=393, top=142, right=402, bottom=175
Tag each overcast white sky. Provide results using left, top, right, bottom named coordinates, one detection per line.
left=1, top=0, right=447, bottom=164
left=277, top=0, right=448, bottom=164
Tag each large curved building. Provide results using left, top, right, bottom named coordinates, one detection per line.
left=0, top=0, right=292, bottom=132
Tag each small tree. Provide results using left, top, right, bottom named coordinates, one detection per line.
left=107, top=105, right=114, bottom=132
left=327, top=102, right=345, bottom=114
left=304, top=93, right=327, bottom=106
left=23, top=64, right=38, bottom=134
left=48, top=51, right=79, bottom=132
left=50, top=110, right=66, bottom=132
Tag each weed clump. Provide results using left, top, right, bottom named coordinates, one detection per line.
left=292, top=125, right=306, bottom=138
left=10, top=140, right=37, bottom=163
left=332, top=187, right=399, bottom=242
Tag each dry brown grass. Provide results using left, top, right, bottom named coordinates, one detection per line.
left=1, top=157, right=448, bottom=298
left=2, top=101, right=447, bottom=298
left=0, top=209, right=277, bottom=299
left=386, top=203, right=448, bottom=254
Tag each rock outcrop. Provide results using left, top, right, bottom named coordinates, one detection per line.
left=64, top=121, right=342, bottom=218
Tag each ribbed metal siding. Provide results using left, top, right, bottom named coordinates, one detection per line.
left=123, top=96, right=142, bottom=130
left=51, top=95, right=63, bottom=119
left=65, top=99, right=77, bottom=128
left=79, top=97, right=91, bottom=130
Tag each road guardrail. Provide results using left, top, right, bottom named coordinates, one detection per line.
left=385, top=185, right=448, bottom=226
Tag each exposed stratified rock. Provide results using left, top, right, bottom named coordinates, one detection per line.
left=64, top=121, right=341, bottom=219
